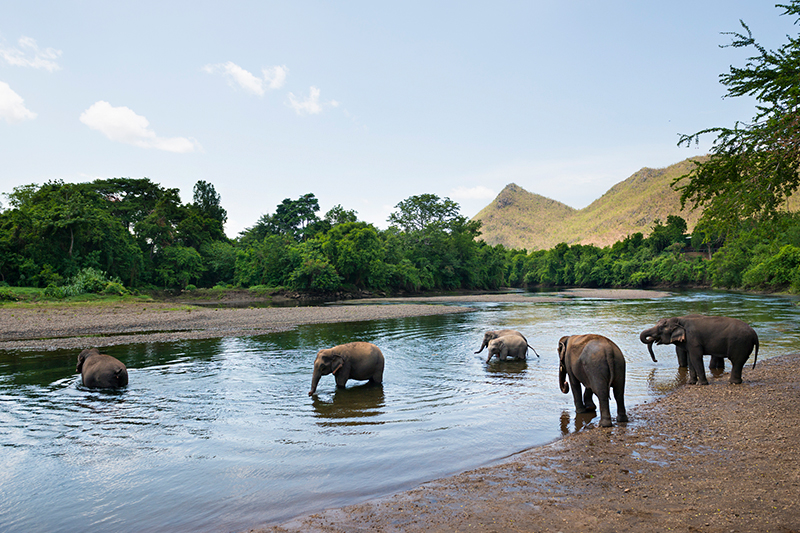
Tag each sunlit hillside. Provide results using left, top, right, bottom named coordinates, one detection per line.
left=473, top=158, right=708, bottom=250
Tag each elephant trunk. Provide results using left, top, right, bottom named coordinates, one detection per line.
left=559, top=362, right=569, bottom=394
left=309, top=369, right=321, bottom=396
left=640, top=329, right=658, bottom=363
left=474, top=340, right=487, bottom=354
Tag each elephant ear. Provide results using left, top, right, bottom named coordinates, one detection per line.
left=330, top=354, right=345, bottom=375
left=557, top=337, right=568, bottom=360
left=670, top=326, right=686, bottom=344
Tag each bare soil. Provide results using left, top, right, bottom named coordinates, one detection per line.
left=256, top=355, right=800, bottom=533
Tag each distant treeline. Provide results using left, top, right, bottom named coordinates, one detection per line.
left=1, top=178, right=799, bottom=296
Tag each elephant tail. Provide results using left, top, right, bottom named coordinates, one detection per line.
left=752, top=335, right=760, bottom=369
left=605, top=349, right=616, bottom=389
left=527, top=344, right=540, bottom=358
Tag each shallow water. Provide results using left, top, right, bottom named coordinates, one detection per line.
left=1, top=290, right=799, bottom=532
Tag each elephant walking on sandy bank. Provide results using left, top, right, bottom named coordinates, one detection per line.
left=76, top=348, right=129, bottom=389
left=309, top=342, right=384, bottom=396
left=558, top=334, right=627, bottom=427
left=639, top=315, right=759, bottom=385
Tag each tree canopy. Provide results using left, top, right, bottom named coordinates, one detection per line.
left=676, top=1, right=800, bottom=236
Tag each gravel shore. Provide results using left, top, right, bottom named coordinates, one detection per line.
left=0, top=300, right=473, bottom=351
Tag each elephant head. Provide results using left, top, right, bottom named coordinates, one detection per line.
left=640, top=318, right=686, bottom=362
left=76, top=347, right=100, bottom=373
left=309, top=349, right=346, bottom=396
left=557, top=336, right=570, bottom=394
left=475, top=331, right=500, bottom=354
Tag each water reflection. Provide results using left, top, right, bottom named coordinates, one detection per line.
left=484, top=360, right=528, bottom=378
left=312, top=384, right=386, bottom=425
left=559, top=410, right=598, bottom=435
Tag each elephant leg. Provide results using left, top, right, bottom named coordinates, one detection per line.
left=613, top=384, right=628, bottom=423
left=729, top=358, right=745, bottom=384
left=687, top=363, right=698, bottom=384
left=569, top=377, right=591, bottom=413
left=676, top=346, right=689, bottom=368
left=689, top=351, right=709, bottom=385
left=334, top=372, right=349, bottom=388
left=709, top=356, right=725, bottom=369
left=582, top=387, right=597, bottom=411
left=596, top=391, right=612, bottom=427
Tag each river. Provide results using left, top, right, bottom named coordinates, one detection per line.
left=1, top=290, right=798, bottom=532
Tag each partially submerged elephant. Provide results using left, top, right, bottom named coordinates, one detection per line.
left=640, top=314, right=759, bottom=385
left=475, top=329, right=538, bottom=357
left=309, top=342, right=385, bottom=396
left=558, top=334, right=627, bottom=427
left=485, top=335, right=528, bottom=363
left=76, top=348, right=129, bottom=389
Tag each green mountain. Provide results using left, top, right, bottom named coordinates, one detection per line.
left=473, top=158, right=706, bottom=250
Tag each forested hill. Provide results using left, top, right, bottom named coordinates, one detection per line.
left=473, top=158, right=706, bottom=250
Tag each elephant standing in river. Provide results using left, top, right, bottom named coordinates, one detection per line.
left=640, top=314, right=759, bottom=385
left=485, top=335, right=528, bottom=363
left=475, top=329, right=538, bottom=357
left=309, top=342, right=385, bottom=396
left=558, top=334, right=627, bottom=427
left=76, top=348, right=128, bottom=389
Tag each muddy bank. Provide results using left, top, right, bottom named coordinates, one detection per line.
left=256, top=353, right=800, bottom=533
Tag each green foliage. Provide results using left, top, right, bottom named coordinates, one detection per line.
left=2, top=175, right=798, bottom=296
left=44, top=267, right=129, bottom=298
left=676, top=2, right=800, bottom=236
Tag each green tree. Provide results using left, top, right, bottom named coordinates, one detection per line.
left=239, top=193, right=321, bottom=243
left=676, top=1, right=800, bottom=236
left=388, top=193, right=461, bottom=234
left=192, top=180, right=227, bottom=226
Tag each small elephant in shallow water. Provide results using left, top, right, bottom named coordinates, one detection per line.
left=639, top=314, right=759, bottom=385
left=558, top=334, right=627, bottom=427
left=309, top=342, right=384, bottom=396
left=76, top=348, right=128, bottom=389
left=486, top=335, right=528, bottom=363
left=475, top=329, right=538, bottom=357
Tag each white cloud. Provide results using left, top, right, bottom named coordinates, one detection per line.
left=262, top=65, right=287, bottom=89
left=287, top=86, right=321, bottom=114
left=0, top=36, right=62, bottom=71
left=79, top=101, right=200, bottom=153
left=204, top=61, right=288, bottom=95
left=0, top=82, right=37, bottom=123
left=451, top=185, right=496, bottom=201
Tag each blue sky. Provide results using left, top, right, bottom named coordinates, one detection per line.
left=0, top=1, right=795, bottom=236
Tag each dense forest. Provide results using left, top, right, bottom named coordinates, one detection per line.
left=0, top=178, right=799, bottom=297
left=3, top=2, right=800, bottom=299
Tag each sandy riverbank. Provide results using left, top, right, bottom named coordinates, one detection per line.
left=0, top=288, right=667, bottom=351
left=257, top=353, right=800, bottom=533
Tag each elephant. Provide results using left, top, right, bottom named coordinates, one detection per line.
left=639, top=314, right=759, bottom=385
left=485, top=334, right=528, bottom=363
left=558, top=334, right=628, bottom=427
left=640, top=314, right=726, bottom=370
left=475, top=329, right=539, bottom=357
left=309, top=342, right=385, bottom=396
left=76, top=348, right=128, bottom=389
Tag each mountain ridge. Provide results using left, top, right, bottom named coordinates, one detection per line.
left=472, top=158, right=706, bottom=250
